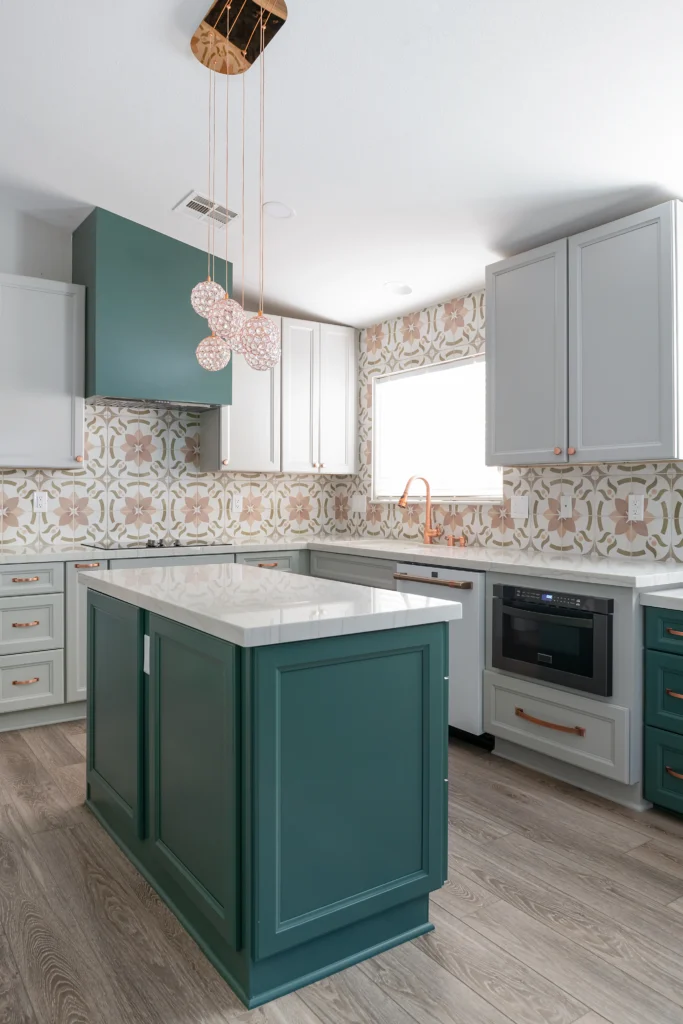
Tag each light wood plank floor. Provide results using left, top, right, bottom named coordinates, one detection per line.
left=1, top=724, right=683, bottom=1024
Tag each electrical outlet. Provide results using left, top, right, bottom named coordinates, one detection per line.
left=628, top=494, right=645, bottom=522
left=33, top=491, right=49, bottom=512
left=559, top=495, right=573, bottom=519
left=350, top=495, right=366, bottom=514
left=510, top=495, right=528, bottom=519
left=232, top=495, right=243, bottom=516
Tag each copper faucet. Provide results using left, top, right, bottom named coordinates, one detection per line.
left=397, top=476, right=442, bottom=545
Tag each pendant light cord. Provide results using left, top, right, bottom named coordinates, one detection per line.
left=225, top=3, right=230, bottom=296
left=207, top=57, right=213, bottom=280
left=241, top=71, right=246, bottom=310
left=258, top=10, right=266, bottom=314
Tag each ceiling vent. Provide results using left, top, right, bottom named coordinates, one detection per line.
left=173, top=190, right=238, bottom=230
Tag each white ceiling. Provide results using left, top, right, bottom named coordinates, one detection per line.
left=1, top=0, right=682, bottom=327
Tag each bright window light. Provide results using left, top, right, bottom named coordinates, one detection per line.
left=372, top=356, right=503, bottom=502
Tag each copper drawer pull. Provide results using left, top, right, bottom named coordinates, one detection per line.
left=665, top=766, right=683, bottom=782
left=393, top=573, right=473, bottom=590
left=12, top=677, right=39, bottom=686
left=666, top=628, right=683, bottom=637
left=74, top=563, right=100, bottom=569
left=258, top=562, right=278, bottom=568
left=515, top=707, right=586, bottom=737
left=12, top=621, right=40, bottom=629
left=665, top=688, right=683, bottom=701
left=11, top=577, right=40, bottom=583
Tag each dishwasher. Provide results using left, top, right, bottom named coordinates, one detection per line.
left=394, top=562, right=486, bottom=737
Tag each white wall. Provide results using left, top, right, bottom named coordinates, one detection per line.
left=0, top=205, right=72, bottom=282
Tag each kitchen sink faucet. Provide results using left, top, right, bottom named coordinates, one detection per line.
left=397, top=476, right=443, bottom=545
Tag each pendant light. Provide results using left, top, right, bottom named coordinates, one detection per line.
left=241, top=11, right=281, bottom=370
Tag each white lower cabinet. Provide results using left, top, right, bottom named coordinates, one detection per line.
left=0, top=650, right=64, bottom=713
left=484, top=670, right=630, bottom=782
left=65, top=559, right=108, bottom=703
left=309, top=550, right=396, bottom=590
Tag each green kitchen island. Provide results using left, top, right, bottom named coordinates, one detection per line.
left=83, top=562, right=461, bottom=1008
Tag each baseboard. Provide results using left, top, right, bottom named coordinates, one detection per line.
left=0, top=701, right=86, bottom=734
left=449, top=726, right=495, bottom=751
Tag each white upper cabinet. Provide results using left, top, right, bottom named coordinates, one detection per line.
left=0, top=273, right=85, bottom=468
left=282, top=318, right=357, bottom=474
left=568, top=203, right=676, bottom=463
left=200, top=313, right=281, bottom=473
left=486, top=240, right=568, bottom=466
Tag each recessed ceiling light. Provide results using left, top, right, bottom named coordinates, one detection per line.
left=384, top=281, right=413, bottom=295
left=263, top=201, right=296, bottom=219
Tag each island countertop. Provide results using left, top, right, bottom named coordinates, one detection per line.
left=81, top=562, right=462, bottom=646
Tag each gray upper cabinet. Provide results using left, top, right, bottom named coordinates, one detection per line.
left=486, top=240, right=568, bottom=466
left=0, top=273, right=85, bottom=468
left=568, top=202, right=677, bottom=463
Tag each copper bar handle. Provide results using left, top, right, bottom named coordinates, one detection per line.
left=665, top=688, right=683, bottom=701
left=12, top=621, right=40, bottom=629
left=74, top=563, right=100, bottom=569
left=258, top=562, right=278, bottom=568
left=393, top=573, right=473, bottom=590
left=666, top=628, right=683, bottom=638
left=665, top=766, right=683, bottom=781
left=515, top=706, right=586, bottom=737
left=12, top=677, right=39, bottom=686
left=11, top=577, right=40, bottom=583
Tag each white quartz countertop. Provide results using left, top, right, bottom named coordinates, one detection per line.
left=3, top=535, right=683, bottom=588
left=81, top=562, right=462, bottom=647
left=641, top=588, right=683, bottom=611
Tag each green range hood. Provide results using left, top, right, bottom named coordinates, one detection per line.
left=72, top=208, right=232, bottom=408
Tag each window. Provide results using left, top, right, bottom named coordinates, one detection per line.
left=372, top=356, right=503, bottom=502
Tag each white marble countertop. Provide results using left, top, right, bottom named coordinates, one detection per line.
left=3, top=535, right=683, bottom=588
left=640, top=588, right=683, bottom=611
left=81, top=562, right=462, bottom=647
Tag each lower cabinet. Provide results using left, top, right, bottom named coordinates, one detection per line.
left=235, top=549, right=309, bottom=574
left=644, top=607, right=683, bottom=814
left=0, top=649, right=64, bottom=712
left=644, top=725, right=683, bottom=815
left=309, top=550, right=397, bottom=590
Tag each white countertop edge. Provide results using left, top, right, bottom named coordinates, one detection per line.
left=640, top=588, right=683, bottom=610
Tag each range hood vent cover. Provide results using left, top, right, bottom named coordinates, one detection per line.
left=174, top=190, right=238, bottom=230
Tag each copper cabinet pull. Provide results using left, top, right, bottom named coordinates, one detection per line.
left=665, top=688, right=683, bottom=701
left=258, top=562, right=278, bottom=568
left=12, top=621, right=40, bottom=629
left=12, top=677, right=39, bottom=686
left=74, top=563, right=100, bottom=569
left=393, top=573, right=473, bottom=590
left=665, top=766, right=683, bottom=782
left=567, top=447, right=576, bottom=456
left=666, top=628, right=683, bottom=638
left=553, top=447, right=562, bottom=455
left=514, top=706, right=586, bottom=737
left=75, top=455, right=84, bottom=463
left=11, top=577, right=40, bottom=583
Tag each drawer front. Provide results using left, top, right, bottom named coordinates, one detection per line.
left=235, top=550, right=308, bottom=574
left=0, top=649, right=64, bottom=713
left=645, top=606, right=683, bottom=655
left=0, top=562, right=64, bottom=597
left=484, top=670, right=629, bottom=782
left=645, top=650, right=683, bottom=736
left=644, top=725, right=683, bottom=815
left=0, top=594, right=64, bottom=655
left=112, top=554, right=236, bottom=569
left=310, top=551, right=396, bottom=590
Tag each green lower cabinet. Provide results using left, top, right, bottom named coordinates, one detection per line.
left=86, top=595, right=448, bottom=1008
left=644, top=725, right=683, bottom=816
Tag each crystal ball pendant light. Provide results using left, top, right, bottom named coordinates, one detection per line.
left=191, top=278, right=224, bottom=318
left=242, top=312, right=281, bottom=370
left=196, top=334, right=231, bottom=371
left=208, top=294, right=247, bottom=349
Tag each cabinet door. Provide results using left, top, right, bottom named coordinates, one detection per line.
left=568, top=202, right=677, bottom=462
left=0, top=273, right=85, bottom=468
left=486, top=240, right=568, bottom=466
left=66, top=559, right=109, bottom=703
left=282, top=318, right=320, bottom=472
left=319, top=324, right=357, bottom=474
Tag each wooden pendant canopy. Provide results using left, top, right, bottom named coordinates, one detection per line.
left=191, top=0, right=288, bottom=75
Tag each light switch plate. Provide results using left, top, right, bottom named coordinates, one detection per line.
left=559, top=495, right=573, bottom=519
left=628, top=494, right=645, bottom=522
left=232, top=495, right=243, bottom=515
left=33, top=491, right=49, bottom=512
left=350, top=495, right=366, bottom=514
left=510, top=495, right=528, bottom=519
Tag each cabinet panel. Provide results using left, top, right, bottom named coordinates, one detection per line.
left=486, top=240, right=568, bottom=466
left=235, top=550, right=309, bottom=574
left=569, top=202, right=676, bottom=462
left=0, top=273, right=85, bottom=468
left=0, top=594, right=64, bottom=656
left=66, top=559, right=108, bottom=703
left=309, top=550, right=396, bottom=590
left=319, top=324, right=357, bottom=474
left=282, top=319, right=319, bottom=472
left=0, top=649, right=64, bottom=713
left=0, top=562, right=64, bottom=598
left=644, top=725, right=683, bottom=815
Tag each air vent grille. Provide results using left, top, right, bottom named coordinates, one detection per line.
left=174, top=190, right=238, bottom=230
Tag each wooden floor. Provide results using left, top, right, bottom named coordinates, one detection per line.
left=1, top=727, right=683, bottom=1024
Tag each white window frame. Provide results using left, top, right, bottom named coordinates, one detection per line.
left=371, top=354, right=503, bottom=504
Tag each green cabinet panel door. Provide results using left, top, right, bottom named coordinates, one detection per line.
left=87, top=591, right=145, bottom=845
left=644, top=725, right=683, bottom=815
left=251, top=624, right=448, bottom=961
left=645, top=606, right=683, bottom=657
left=147, top=613, right=241, bottom=950
left=644, top=650, right=683, bottom=736
left=72, top=207, right=232, bottom=406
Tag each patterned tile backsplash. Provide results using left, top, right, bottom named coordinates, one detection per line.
left=1, top=286, right=681, bottom=561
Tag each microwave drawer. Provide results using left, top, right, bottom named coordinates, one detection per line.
left=483, top=671, right=630, bottom=783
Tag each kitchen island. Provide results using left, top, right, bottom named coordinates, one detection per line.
left=82, top=562, right=461, bottom=1008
